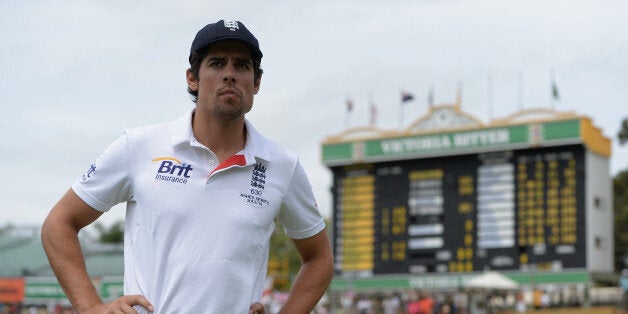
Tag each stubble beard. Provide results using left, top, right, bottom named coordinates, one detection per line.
left=212, top=98, right=252, bottom=122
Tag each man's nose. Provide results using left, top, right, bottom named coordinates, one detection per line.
left=222, top=63, right=236, bottom=83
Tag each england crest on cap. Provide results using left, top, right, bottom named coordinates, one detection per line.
left=224, top=20, right=239, bottom=31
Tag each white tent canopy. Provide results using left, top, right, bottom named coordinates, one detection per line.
left=464, top=271, right=519, bottom=290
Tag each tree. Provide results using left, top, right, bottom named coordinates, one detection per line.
left=619, top=117, right=628, bottom=145
left=94, top=220, right=124, bottom=243
left=268, top=222, right=302, bottom=291
left=615, top=118, right=628, bottom=271
left=614, top=170, right=628, bottom=271
left=268, top=218, right=332, bottom=291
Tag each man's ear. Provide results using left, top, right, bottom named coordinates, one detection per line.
left=186, top=69, right=198, bottom=91
left=254, top=77, right=261, bottom=94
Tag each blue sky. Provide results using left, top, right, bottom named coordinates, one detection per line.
left=1, top=0, right=627, bottom=227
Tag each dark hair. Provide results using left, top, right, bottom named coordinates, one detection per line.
left=187, top=45, right=263, bottom=103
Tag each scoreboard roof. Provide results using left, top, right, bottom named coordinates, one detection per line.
left=322, top=105, right=610, bottom=166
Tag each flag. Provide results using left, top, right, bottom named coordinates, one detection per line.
left=427, top=86, right=434, bottom=106
left=401, top=91, right=414, bottom=103
left=551, top=79, right=560, bottom=101
left=346, top=98, right=354, bottom=112
left=344, top=98, right=353, bottom=129
left=370, top=102, right=378, bottom=125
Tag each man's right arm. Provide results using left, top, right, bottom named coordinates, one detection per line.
left=41, top=189, right=153, bottom=313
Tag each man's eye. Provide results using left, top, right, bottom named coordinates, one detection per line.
left=209, top=61, right=223, bottom=67
left=237, top=63, right=250, bottom=70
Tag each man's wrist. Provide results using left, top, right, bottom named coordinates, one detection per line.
left=73, top=298, right=104, bottom=313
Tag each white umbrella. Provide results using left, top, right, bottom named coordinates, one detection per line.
left=465, top=271, right=519, bottom=290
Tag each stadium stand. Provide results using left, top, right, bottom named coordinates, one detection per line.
left=0, top=225, right=124, bottom=278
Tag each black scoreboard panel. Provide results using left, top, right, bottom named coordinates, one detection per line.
left=331, top=144, right=586, bottom=275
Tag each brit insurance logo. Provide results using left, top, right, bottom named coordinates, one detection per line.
left=152, top=156, right=193, bottom=184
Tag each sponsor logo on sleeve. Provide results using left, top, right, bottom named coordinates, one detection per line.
left=152, top=156, right=193, bottom=184
left=81, top=163, right=97, bottom=181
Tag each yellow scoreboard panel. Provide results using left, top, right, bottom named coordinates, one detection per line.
left=331, top=145, right=586, bottom=275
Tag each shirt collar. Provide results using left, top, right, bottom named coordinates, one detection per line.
left=170, top=109, right=194, bottom=146
left=171, top=108, right=271, bottom=162
left=243, top=118, right=272, bottom=162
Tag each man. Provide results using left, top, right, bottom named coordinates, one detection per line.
left=41, top=20, right=333, bottom=313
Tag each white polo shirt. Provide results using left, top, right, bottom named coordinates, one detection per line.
left=73, top=109, right=325, bottom=313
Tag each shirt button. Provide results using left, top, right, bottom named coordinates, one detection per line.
left=209, top=160, right=215, bottom=165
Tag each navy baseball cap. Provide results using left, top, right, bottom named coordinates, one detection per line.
left=189, top=20, right=262, bottom=63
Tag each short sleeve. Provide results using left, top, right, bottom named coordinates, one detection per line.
left=278, top=160, right=325, bottom=239
left=72, top=134, right=132, bottom=212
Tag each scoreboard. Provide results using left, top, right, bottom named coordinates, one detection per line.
left=331, top=145, right=585, bottom=275
left=322, top=107, right=613, bottom=278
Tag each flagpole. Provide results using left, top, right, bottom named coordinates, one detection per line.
left=399, top=101, right=403, bottom=129
left=345, top=98, right=353, bottom=130
left=368, top=92, right=372, bottom=125
left=551, top=69, right=560, bottom=109
left=399, top=90, right=415, bottom=129
left=369, top=92, right=377, bottom=126
left=551, top=70, right=555, bottom=109
left=487, top=75, right=493, bottom=122
left=345, top=99, right=349, bottom=129
left=398, top=89, right=403, bottom=129
left=518, top=71, right=524, bottom=110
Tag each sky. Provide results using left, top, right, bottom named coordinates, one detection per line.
left=1, top=0, right=627, bottom=228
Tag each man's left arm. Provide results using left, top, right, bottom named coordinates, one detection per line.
left=279, top=229, right=334, bottom=314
